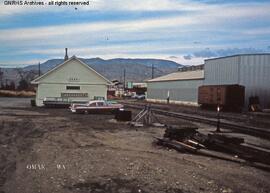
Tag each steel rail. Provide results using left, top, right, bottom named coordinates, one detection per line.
left=123, top=103, right=270, bottom=139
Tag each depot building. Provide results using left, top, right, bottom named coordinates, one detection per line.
left=31, top=52, right=111, bottom=107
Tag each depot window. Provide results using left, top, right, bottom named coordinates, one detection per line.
left=66, top=86, right=80, bottom=90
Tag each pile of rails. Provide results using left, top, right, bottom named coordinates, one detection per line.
left=156, top=125, right=270, bottom=168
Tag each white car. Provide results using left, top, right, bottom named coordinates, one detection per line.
left=70, top=100, right=124, bottom=114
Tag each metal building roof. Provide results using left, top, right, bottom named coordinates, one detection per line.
left=205, top=53, right=270, bottom=61
left=147, top=70, right=204, bottom=82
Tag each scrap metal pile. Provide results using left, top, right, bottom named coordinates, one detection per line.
left=155, top=125, right=270, bottom=169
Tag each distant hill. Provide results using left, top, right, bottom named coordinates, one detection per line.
left=23, top=57, right=183, bottom=82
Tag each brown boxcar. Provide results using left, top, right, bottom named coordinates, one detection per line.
left=198, top=84, right=245, bottom=110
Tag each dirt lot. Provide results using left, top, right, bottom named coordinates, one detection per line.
left=0, top=98, right=270, bottom=193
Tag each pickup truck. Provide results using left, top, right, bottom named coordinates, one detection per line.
left=70, top=100, right=124, bottom=114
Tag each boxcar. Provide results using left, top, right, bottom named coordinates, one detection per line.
left=198, top=84, right=245, bottom=110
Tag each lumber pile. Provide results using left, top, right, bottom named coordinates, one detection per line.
left=156, top=125, right=270, bottom=167
left=164, top=125, right=198, bottom=140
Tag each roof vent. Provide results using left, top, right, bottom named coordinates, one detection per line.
left=64, top=48, right=69, bottom=61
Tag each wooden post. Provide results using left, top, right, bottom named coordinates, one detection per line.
left=216, top=105, right=221, bottom=132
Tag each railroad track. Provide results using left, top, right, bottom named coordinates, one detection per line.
left=122, top=102, right=270, bottom=139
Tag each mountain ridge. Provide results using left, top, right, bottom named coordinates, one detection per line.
left=23, top=57, right=183, bottom=82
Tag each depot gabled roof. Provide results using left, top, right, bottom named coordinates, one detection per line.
left=147, top=70, right=204, bottom=82
left=31, top=56, right=112, bottom=85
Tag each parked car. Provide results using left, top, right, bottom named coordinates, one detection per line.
left=131, top=94, right=145, bottom=100
left=123, top=92, right=133, bottom=98
left=70, top=100, right=124, bottom=114
left=136, top=94, right=145, bottom=100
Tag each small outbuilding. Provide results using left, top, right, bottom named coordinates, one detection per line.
left=31, top=56, right=111, bottom=107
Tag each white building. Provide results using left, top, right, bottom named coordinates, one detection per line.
left=31, top=56, right=111, bottom=106
left=146, top=70, right=204, bottom=106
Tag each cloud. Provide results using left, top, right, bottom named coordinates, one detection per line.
left=1, top=1, right=269, bottom=45
left=0, top=0, right=205, bottom=20
left=4, top=43, right=197, bottom=58
left=0, top=59, right=44, bottom=67
left=0, top=15, right=197, bottom=43
left=169, top=55, right=205, bottom=65
left=1, top=0, right=270, bottom=19
left=168, top=56, right=178, bottom=59
left=1, top=0, right=270, bottom=66
left=0, top=0, right=207, bottom=17
left=183, top=54, right=192, bottom=60
left=243, top=27, right=270, bottom=36
left=1, top=46, right=267, bottom=67
left=184, top=47, right=266, bottom=59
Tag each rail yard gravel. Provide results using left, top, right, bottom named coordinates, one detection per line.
left=0, top=98, right=270, bottom=193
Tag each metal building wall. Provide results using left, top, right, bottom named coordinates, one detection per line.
left=204, top=54, right=270, bottom=108
left=239, top=54, right=270, bottom=108
left=204, top=56, right=239, bottom=85
left=147, top=79, right=203, bottom=103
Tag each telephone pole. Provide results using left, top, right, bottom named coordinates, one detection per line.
left=38, top=62, right=41, bottom=76
left=0, top=68, right=3, bottom=87
left=123, top=68, right=126, bottom=90
left=151, top=64, right=154, bottom=79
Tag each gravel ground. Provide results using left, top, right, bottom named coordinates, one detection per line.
left=0, top=97, right=270, bottom=193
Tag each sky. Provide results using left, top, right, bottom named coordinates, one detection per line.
left=0, top=0, right=270, bottom=67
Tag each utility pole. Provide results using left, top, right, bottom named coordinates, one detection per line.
left=38, top=62, right=41, bottom=76
left=123, top=68, right=126, bottom=90
left=0, top=68, right=3, bottom=87
left=151, top=64, right=154, bottom=79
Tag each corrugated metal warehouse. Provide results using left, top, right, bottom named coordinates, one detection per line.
left=204, top=54, right=270, bottom=108
left=146, top=53, right=270, bottom=109
left=146, top=70, right=204, bottom=105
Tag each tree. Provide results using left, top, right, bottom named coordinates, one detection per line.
left=4, top=80, right=16, bottom=90
left=17, top=79, right=29, bottom=90
left=9, top=81, right=16, bottom=90
left=15, top=68, right=39, bottom=91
